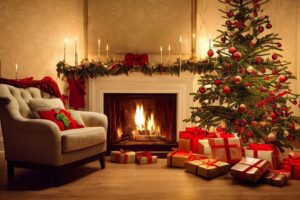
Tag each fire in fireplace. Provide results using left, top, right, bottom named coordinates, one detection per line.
left=104, top=93, right=177, bottom=153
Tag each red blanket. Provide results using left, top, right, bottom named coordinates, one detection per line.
left=0, top=76, right=63, bottom=100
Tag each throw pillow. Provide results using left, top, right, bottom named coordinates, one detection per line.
left=38, top=110, right=65, bottom=131
left=66, top=109, right=86, bottom=127
left=28, top=98, right=65, bottom=118
left=58, top=109, right=85, bottom=129
left=56, top=113, right=70, bottom=129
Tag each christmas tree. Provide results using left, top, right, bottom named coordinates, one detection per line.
left=186, top=0, right=300, bottom=150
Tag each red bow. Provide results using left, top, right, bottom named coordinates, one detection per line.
left=125, top=53, right=148, bottom=66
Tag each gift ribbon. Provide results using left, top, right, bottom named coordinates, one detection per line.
left=269, top=170, right=289, bottom=183
left=239, top=159, right=264, bottom=179
left=169, top=150, right=192, bottom=167
left=210, top=138, right=238, bottom=163
left=115, top=151, right=128, bottom=163
left=136, top=151, right=153, bottom=164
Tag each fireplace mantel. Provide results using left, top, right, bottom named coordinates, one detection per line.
left=88, top=72, right=199, bottom=136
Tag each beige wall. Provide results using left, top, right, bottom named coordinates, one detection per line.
left=88, top=0, right=192, bottom=63
left=0, top=0, right=84, bottom=92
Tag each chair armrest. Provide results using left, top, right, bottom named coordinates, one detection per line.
left=3, top=118, right=62, bottom=166
left=77, top=111, right=108, bottom=129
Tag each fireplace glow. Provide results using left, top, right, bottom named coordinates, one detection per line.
left=134, top=104, right=160, bottom=135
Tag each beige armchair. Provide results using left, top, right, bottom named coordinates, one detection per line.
left=0, top=84, right=107, bottom=184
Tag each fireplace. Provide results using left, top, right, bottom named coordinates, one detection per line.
left=104, top=93, right=177, bottom=153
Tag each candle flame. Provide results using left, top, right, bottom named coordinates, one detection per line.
left=106, top=44, right=109, bottom=51
left=160, top=46, right=163, bottom=52
left=168, top=44, right=171, bottom=51
left=179, top=36, right=182, bottom=43
left=64, top=38, right=68, bottom=44
left=98, top=39, right=101, bottom=45
left=15, top=64, right=18, bottom=71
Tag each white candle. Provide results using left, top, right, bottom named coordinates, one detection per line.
left=179, top=35, right=182, bottom=71
left=98, top=39, right=101, bottom=61
left=106, top=44, right=109, bottom=61
left=15, top=64, right=18, bottom=79
left=74, top=37, right=78, bottom=66
left=0, top=60, right=1, bottom=78
left=64, top=38, right=68, bottom=63
left=160, top=46, right=163, bottom=64
left=168, top=44, right=171, bottom=63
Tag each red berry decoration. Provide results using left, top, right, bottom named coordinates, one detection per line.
left=227, top=10, right=234, bottom=18
left=259, top=67, right=266, bottom=74
left=233, top=51, right=242, bottom=61
left=258, top=26, right=264, bottom=33
left=199, top=86, right=206, bottom=94
left=272, top=53, right=278, bottom=60
left=246, top=131, right=254, bottom=137
left=214, top=79, right=222, bottom=86
left=279, top=75, right=287, bottom=83
left=238, top=104, right=247, bottom=113
left=251, top=121, right=258, bottom=127
left=207, top=49, right=214, bottom=57
left=270, top=112, right=277, bottom=119
left=266, top=23, right=272, bottom=29
left=269, top=90, right=275, bottom=96
left=229, top=46, right=237, bottom=54
left=226, top=20, right=232, bottom=27
left=223, top=85, right=231, bottom=94
left=255, top=56, right=263, bottom=64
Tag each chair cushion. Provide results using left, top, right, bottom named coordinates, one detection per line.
left=28, top=98, right=65, bottom=118
left=61, top=127, right=106, bottom=153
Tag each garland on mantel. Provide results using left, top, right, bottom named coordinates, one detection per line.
left=56, top=59, right=215, bottom=79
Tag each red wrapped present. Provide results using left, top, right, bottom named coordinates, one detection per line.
left=167, top=150, right=193, bottom=168
left=135, top=151, right=157, bottom=165
left=281, top=153, right=300, bottom=180
left=246, top=143, right=280, bottom=169
left=110, top=150, right=136, bottom=164
left=209, top=136, right=242, bottom=164
left=264, top=170, right=291, bottom=187
left=231, top=157, right=271, bottom=182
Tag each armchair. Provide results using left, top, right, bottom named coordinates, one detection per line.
left=0, top=84, right=107, bottom=184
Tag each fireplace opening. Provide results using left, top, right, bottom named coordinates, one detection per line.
left=104, top=93, right=177, bottom=153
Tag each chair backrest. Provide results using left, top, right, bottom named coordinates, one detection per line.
left=0, top=84, right=54, bottom=119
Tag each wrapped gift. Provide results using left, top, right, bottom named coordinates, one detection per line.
left=110, top=150, right=136, bottom=164
left=167, top=150, right=193, bottom=168
left=209, top=136, right=242, bottom=164
left=185, top=159, right=206, bottom=174
left=264, top=170, right=291, bottom=187
left=197, top=159, right=231, bottom=179
left=231, top=157, right=271, bottom=182
left=135, top=151, right=158, bottom=165
left=199, top=139, right=211, bottom=155
left=246, top=143, right=280, bottom=169
left=281, top=153, right=300, bottom=180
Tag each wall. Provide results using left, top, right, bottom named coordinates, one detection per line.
left=0, top=0, right=84, bottom=91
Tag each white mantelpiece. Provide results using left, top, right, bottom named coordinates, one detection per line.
left=88, top=72, right=199, bottom=136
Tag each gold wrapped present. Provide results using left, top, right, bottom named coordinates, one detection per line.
left=245, top=150, right=277, bottom=169
left=178, top=139, right=191, bottom=152
left=198, top=159, right=230, bottom=179
left=110, top=150, right=136, bottom=164
left=199, top=139, right=212, bottom=155
left=230, top=157, right=271, bottom=182
left=167, top=150, right=192, bottom=168
left=264, top=170, right=291, bottom=187
left=135, top=151, right=158, bottom=165
left=185, top=160, right=206, bottom=174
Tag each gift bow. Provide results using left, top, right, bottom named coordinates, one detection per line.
left=125, top=53, right=148, bottom=66
left=136, top=151, right=153, bottom=163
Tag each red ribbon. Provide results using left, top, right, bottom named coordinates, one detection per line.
left=281, top=154, right=300, bottom=180
left=125, top=53, right=149, bottom=66
left=269, top=170, right=289, bottom=182
left=210, top=138, right=238, bottom=163
left=239, top=159, right=264, bottom=179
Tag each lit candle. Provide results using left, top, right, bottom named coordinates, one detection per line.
left=15, top=64, right=18, bottom=80
left=106, top=44, right=109, bottom=61
left=64, top=38, right=68, bottom=63
left=209, top=34, right=212, bottom=49
left=98, top=39, right=101, bottom=61
left=160, top=46, right=163, bottom=64
left=75, top=37, right=78, bottom=66
left=168, top=44, right=171, bottom=63
left=179, top=35, right=182, bottom=71
left=0, top=60, right=1, bottom=78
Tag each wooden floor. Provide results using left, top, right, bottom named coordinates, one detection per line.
left=0, top=152, right=300, bottom=200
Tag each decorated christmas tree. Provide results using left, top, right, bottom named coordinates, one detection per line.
left=186, top=0, right=300, bottom=150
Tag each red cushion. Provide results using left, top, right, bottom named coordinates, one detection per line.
left=38, top=110, right=65, bottom=131
left=58, top=109, right=84, bottom=130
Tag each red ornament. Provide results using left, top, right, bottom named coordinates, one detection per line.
left=250, top=39, right=257, bottom=47
left=229, top=46, right=237, bottom=54
left=226, top=20, right=232, bottom=27
left=272, top=69, right=278, bottom=75
left=234, top=76, right=242, bottom=84
left=259, top=67, right=266, bottom=74
left=270, top=112, right=277, bottom=119
left=289, top=123, right=295, bottom=130
left=214, top=79, right=222, bottom=86
left=233, top=21, right=239, bottom=28
left=223, top=85, right=231, bottom=94
left=207, top=49, right=214, bottom=57
left=277, top=43, right=282, bottom=48
left=199, top=86, right=206, bottom=94
left=227, top=10, right=234, bottom=18
left=279, top=75, right=287, bottom=83
left=269, top=90, right=275, bottom=96
left=253, top=11, right=258, bottom=17
left=238, top=104, right=247, bottom=113
left=246, top=131, right=254, bottom=137
left=233, top=51, right=242, bottom=61
left=272, top=53, right=278, bottom=60
left=258, top=26, right=264, bottom=33
left=259, top=86, right=266, bottom=92
left=266, top=23, right=272, bottom=29
left=241, top=68, right=247, bottom=75
left=251, top=121, right=258, bottom=127
left=255, top=56, right=263, bottom=64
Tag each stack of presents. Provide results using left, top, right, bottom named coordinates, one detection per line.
left=109, top=126, right=300, bottom=187
left=167, top=127, right=300, bottom=187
